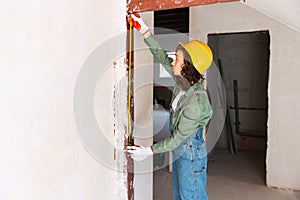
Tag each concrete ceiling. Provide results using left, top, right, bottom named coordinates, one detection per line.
left=244, top=0, right=300, bottom=32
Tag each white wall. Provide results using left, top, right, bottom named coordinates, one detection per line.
left=0, top=0, right=130, bottom=199
left=133, top=12, right=154, bottom=200
left=190, top=1, right=300, bottom=190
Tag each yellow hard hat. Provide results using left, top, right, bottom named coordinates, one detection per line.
left=180, top=40, right=213, bottom=74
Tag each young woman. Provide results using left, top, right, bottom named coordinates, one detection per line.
left=127, top=13, right=213, bottom=200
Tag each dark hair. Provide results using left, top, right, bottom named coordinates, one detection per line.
left=176, top=45, right=205, bottom=86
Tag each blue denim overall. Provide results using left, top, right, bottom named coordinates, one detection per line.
left=172, top=127, right=208, bottom=200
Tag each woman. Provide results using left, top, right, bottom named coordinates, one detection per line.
left=127, top=13, right=213, bottom=200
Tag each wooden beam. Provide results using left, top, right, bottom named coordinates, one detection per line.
left=128, top=0, right=239, bottom=12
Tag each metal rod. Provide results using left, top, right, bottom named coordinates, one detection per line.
left=218, top=59, right=237, bottom=154
left=239, top=131, right=266, bottom=139
left=233, top=80, right=240, bottom=136
left=230, top=106, right=267, bottom=111
left=233, top=80, right=266, bottom=139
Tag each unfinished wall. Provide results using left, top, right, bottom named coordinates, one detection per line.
left=190, top=1, right=300, bottom=190
left=0, top=0, right=132, bottom=199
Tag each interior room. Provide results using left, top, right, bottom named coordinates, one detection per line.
left=2, top=0, right=300, bottom=200
left=137, top=1, right=300, bottom=199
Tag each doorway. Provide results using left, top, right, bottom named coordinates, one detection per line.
left=206, top=31, right=270, bottom=190
left=207, top=31, right=270, bottom=151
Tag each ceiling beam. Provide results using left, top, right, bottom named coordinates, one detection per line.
left=128, top=0, right=239, bottom=13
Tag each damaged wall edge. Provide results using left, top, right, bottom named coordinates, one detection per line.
left=126, top=5, right=135, bottom=199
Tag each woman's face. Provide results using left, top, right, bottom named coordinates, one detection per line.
left=172, top=50, right=185, bottom=76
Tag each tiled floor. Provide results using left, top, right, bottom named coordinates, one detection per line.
left=153, top=148, right=300, bottom=200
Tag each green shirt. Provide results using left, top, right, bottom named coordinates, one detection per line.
left=145, top=33, right=213, bottom=153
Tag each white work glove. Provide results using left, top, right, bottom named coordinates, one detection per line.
left=127, top=13, right=150, bottom=35
left=127, top=145, right=154, bottom=161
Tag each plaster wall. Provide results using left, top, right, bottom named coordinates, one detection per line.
left=190, top=1, right=300, bottom=190
left=0, top=0, right=129, bottom=199
left=133, top=12, right=154, bottom=200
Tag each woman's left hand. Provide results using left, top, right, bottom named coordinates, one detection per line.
left=127, top=145, right=154, bottom=161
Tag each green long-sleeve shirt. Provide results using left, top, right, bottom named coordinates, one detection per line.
left=145, top=33, right=213, bottom=153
